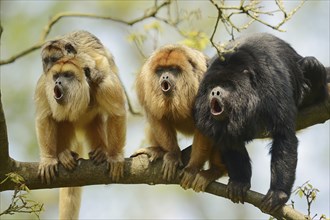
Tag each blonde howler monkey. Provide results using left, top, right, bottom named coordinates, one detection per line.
left=35, top=30, right=126, bottom=219
left=132, top=44, right=227, bottom=185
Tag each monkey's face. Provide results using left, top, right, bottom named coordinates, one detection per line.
left=156, top=65, right=181, bottom=95
left=42, top=40, right=78, bottom=73
left=139, top=45, right=207, bottom=119
left=42, top=31, right=106, bottom=74
left=45, top=59, right=91, bottom=121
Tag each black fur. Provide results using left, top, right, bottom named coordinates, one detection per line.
left=193, top=33, right=328, bottom=212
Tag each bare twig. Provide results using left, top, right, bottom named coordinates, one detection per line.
left=0, top=2, right=171, bottom=115
left=0, top=0, right=170, bottom=66
left=208, top=0, right=305, bottom=55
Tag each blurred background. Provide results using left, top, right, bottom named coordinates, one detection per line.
left=0, top=1, right=329, bottom=219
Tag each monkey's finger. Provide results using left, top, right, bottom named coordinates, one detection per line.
left=44, top=169, right=51, bottom=185
left=180, top=174, right=192, bottom=190
left=38, top=168, right=45, bottom=184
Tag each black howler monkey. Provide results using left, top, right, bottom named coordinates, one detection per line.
left=192, top=33, right=328, bottom=212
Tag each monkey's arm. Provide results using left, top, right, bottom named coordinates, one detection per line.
left=106, top=114, right=126, bottom=182
left=181, top=129, right=212, bottom=189
left=135, top=113, right=182, bottom=181
left=95, top=73, right=127, bottom=181
left=36, top=115, right=59, bottom=184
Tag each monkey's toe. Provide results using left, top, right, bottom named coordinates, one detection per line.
left=162, top=152, right=182, bottom=181
left=38, top=158, right=59, bottom=184
left=58, top=149, right=79, bottom=170
left=192, top=173, right=211, bottom=192
left=226, top=180, right=250, bottom=204
left=192, top=168, right=223, bottom=192
left=260, top=189, right=288, bottom=213
left=89, top=148, right=107, bottom=165
left=107, top=155, right=125, bottom=182
left=180, top=166, right=199, bottom=190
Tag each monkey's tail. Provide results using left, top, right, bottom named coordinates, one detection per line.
left=59, top=187, right=82, bottom=220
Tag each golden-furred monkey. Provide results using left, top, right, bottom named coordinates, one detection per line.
left=132, top=44, right=227, bottom=188
left=35, top=30, right=126, bottom=219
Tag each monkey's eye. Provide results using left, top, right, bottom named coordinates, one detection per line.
left=155, top=66, right=164, bottom=74
left=64, top=43, right=77, bottom=54
left=169, top=66, right=181, bottom=74
left=43, top=57, right=49, bottom=64
left=63, top=72, right=74, bottom=78
left=84, top=67, right=91, bottom=80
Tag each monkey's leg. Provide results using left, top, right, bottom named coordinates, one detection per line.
left=260, top=131, right=298, bottom=213
left=181, top=130, right=212, bottom=190
left=149, top=116, right=182, bottom=181
left=87, top=115, right=108, bottom=165
left=36, top=116, right=59, bottom=184
left=57, top=121, right=78, bottom=170
left=191, top=147, right=227, bottom=192
left=106, top=114, right=126, bottom=182
left=221, top=140, right=251, bottom=204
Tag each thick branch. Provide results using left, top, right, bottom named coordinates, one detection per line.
left=0, top=154, right=309, bottom=220
left=0, top=91, right=10, bottom=167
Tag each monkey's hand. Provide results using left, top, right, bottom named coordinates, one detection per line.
left=130, top=146, right=166, bottom=162
left=58, top=149, right=79, bottom=170
left=107, top=155, right=124, bottom=182
left=180, top=166, right=199, bottom=190
left=191, top=168, right=223, bottom=192
left=260, top=189, right=288, bottom=213
left=162, top=151, right=183, bottom=181
left=226, top=179, right=251, bottom=204
left=38, top=157, right=59, bottom=184
left=89, top=147, right=108, bottom=165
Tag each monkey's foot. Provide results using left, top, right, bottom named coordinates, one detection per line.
left=58, top=149, right=79, bottom=170
left=162, top=151, right=183, bottom=181
left=38, top=157, right=59, bottom=184
left=130, top=146, right=166, bottom=162
left=260, top=189, right=288, bottom=213
left=226, top=179, right=251, bottom=204
left=89, top=148, right=107, bottom=165
left=180, top=166, right=199, bottom=190
left=107, top=155, right=124, bottom=182
left=191, top=169, right=223, bottom=192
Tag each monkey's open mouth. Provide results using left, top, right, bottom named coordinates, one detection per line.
left=161, top=80, right=172, bottom=93
left=210, top=97, right=224, bottom=116
left=54, top=85, right=64, bottom=101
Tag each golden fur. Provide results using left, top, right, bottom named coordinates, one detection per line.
left=133, top=44, right=226, bottom=184
left=35, top=30, right=126, bottom=220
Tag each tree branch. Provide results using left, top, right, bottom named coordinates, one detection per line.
left=0, top=90, right=11, bottom=168
left=0, top=154, right=310, bottom=220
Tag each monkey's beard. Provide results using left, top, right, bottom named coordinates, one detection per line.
left=47, top=82, right=91, bottom=122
